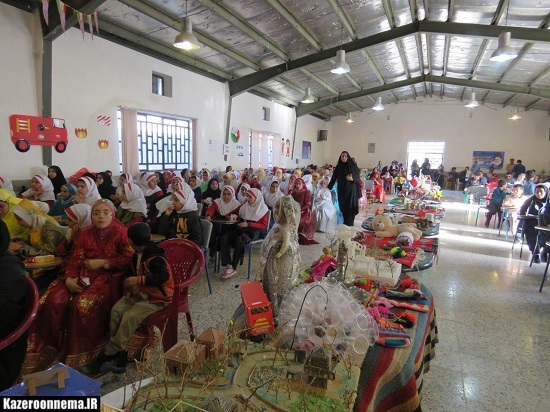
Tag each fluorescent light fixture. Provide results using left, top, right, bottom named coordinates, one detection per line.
left=372, top=96, right=384, bottom=111
left=464, top=92, right=479, bottom=108
left=490, top=32, right=518, bottom=62
left=174, top=17, right=200, bottom=51
left=331, top=50, right=350, bottom=74
left=508, top=107, right=521, bottom=120
left=345, top=112, right=354, bottom=123
left=300, top=87, right=314, bottom=104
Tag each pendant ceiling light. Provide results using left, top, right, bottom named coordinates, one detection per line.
left=331, top=50, right=350, bottom=74
left=331, top=27, right=350, bottom=74
left=174, top=0, right=200, bottom=51
left=372, top=96, right=384, bottom=111
left=464, top=91, right=479, bottom=108
left=300, top=87, right=314, bottom=104
left=490, top=32, right=518, bottom=62
left=345, top=112, right=354, bottom=123
left=490, top=2, right=517, bottom=62
left=508, top=107, right=521, bottom=120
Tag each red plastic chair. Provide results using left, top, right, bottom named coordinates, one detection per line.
left=0, top=276, right=39, bottom=350
left=140, top=239, right=205, bottom=352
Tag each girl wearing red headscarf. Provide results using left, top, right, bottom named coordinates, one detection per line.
left=23, top=199, right=133, bottom=373
left=370, top=167, right=386, bottom=203
left=291, top=178, right=318, bottom=245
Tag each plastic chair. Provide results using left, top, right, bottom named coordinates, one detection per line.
left=196, top=203, right=203, bottom=216
left=468, top=186, right=488, bottom=205
left=498, top=209, right=511, bottom=241
left=512, top=217, right=526, bottom=258
left=139, top=239, right=205, bottom=352
left=199, top=219, right=213, bottom=294
left=540, top=241, right=550, bottom=292
left=0, top=276, right=39, bottom=351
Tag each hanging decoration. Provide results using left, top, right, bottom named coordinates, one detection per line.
left=97, top=115, right=111, bottom=126
left=98, top=140, right=109, bottom=149
left=74, top=128, right=87, bottom=138
left=230, top=127, right=240, bottom=143
left=42, top=0, right=99, bottom=39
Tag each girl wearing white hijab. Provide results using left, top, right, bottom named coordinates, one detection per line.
left=263, top=179, right=283, bottom=210
left=21, top=174, right=56, bottom=204
left=57, top=203, right=92, bottom=257
left=205, top=185, right=241, bottom=219
left=0, top=176, right=15, bottom=196
left=219, top=188, right=269, bottom=280
left=302, top=174, right=314, bottom=194
left=167, top=176, right=184, bottom=193
left=73, top=176, right=101, bottom=206
left=237, top=183, right=250, bottom=204
left=157, top=190, right=202, bottom=245
left=115, top=183, right=147, bottom=227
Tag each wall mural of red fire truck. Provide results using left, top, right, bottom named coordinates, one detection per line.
left=9, top=114, right=69, bottom=153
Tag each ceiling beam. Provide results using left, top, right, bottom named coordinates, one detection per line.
left=525, top=98, right=543, bottom=111
left=0, top=0, right=40, bottom=12
left=502, top=94, right=517, bottom=108
left=348, top=101, right=364, bottom=112
left=119, top=0, right=309, bottom=97
left=201, top=0, right=339, bottom=98
left=44, top=0, right=107, bottom=41
left=426, top=75, right=550, bottom=100
left=382, top=0, right=411, bottom=80
left=442, top=35, right=451, bottom=76
left=530, top=66, right=550, bottom=86
left=229, top=22, right=419, bottom=96
left=229, top=20, right=550, bottom=97
left=99, top=19, right=231, bottom=80
left=296, top=76, right=424, bottom=116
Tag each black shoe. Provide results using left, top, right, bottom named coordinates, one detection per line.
left=100, top=351, right=128, bottom=374
left=534, top=255, right=541, bottom=264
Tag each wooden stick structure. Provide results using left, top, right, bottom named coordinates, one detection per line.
left=23, top=367, right=69, bottom=396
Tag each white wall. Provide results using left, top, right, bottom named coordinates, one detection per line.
left=330, top=99, right=550, bottom=173
left=0, top=4, right=44, bottom=178
left=295, top=114, right=332, bottom=167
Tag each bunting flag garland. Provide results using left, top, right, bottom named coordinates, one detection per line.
left=87, top=14, right=93, bottom=39
left=42, top=0, right=49, bottom=25
left=94, top=11, right=99, bottom=35
left=42, top=0, right=99, bottom=39
left=56, top=0, right=66, bottom=32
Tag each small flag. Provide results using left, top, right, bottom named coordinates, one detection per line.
left=56, top=0, right=66, bottom=31
left=42, top=0, right=50, bottom=25
left=97, top=115, right=111, bottom=126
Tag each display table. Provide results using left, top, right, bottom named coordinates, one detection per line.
left=24, top=257, right=63, bottom=278
left=354, top=284, right=438, bottom=411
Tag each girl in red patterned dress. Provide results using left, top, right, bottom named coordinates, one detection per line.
left=23, top=199, right=133, bottom=373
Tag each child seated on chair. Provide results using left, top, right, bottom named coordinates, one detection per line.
left=485, top=179, right=507, bottom=228
left=219, top=188, right=269, bottom=280
left=502, top=184, right=527, bottom=238
left=96, top=223, right=174, bottom=374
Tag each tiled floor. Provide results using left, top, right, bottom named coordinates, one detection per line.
left=100, top=191, right=550, bottom=411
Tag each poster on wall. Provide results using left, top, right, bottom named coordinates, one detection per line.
left=223, top=144, right=230, bottom=156
left=302, top=141, right=311, bottom=159
left=472, top=151, right=505, bottom=169
left=285, top=138, right=291, bottom=157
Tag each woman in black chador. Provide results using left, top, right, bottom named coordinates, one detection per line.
left=328, top=151, right=361, bottom=226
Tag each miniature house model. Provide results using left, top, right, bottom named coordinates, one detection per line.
left=303, top=347, right=336, bottom=389
left=164, top=340, right=206, bottom=375
left=197, top=327, right=226, bottom=359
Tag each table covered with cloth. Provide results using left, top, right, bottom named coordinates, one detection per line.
left=353, top=284, right=438, bottom=412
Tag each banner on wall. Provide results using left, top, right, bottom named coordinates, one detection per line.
left=302, top=141, right=311, bottom=159
left=223, top=144, right=230, bottom=156
left=472, top=151, right=505, bottom=170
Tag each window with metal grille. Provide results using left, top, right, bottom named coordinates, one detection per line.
left=406, top=141, right=445, bottom=178
left=117, top=110, right=193, bottom=172
left=248, top=131, right=275, bottom=168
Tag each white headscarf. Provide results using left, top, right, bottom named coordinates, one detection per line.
left=0, top=176, right=15, bottom=196
left=214, top=185, right=241, bottom=216
left=168, top=176, right=184, bottom=193
left=22, top=174, right=55, bottom=202
left=119, top=183, right=147, bottom=215
left=13, top=204, right=48, bottom=231
left=141, top=173, right=162, bottom=197
left=116, top=173, right=134, bottom=196
left=65, top=204, right=92, bottom=228
left=237, top=183, right=250, bottom=204
left=264, top=179, right=283, bottom=209
left=31, top=201, right=50, bottom=214
left=78, top=176, right=101, bottom=205
left=303, top=174, right=314, bottom=193
left=173, top=190, right=198, bottom=214
left=239, top=188, right=268, bottom=222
